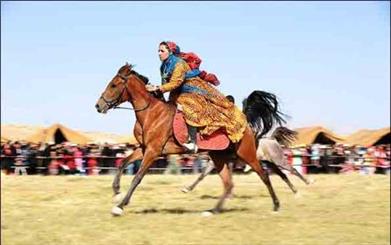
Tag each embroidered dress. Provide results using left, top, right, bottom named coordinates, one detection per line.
left=160, top=57, right=247, bottom=143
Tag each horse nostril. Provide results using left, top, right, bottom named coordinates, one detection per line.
left=95, top=104, right=101, bottom=112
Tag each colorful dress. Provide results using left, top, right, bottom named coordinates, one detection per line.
left=160, top=57, right=247, bottom=143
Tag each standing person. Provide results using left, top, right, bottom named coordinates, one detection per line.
left=73, top=146, right=84, bottom=175
left=300, top=147, right=310, bottom=174
left=48, top=150, right=60, bottom=175
left=146, top=41, right=247, bottom=153
left=1, top=142, right=13, bottom=174
left=165, top=154, right=181, bottom=175
left=375, top=146, right=388, bottom=174
left=87, top=148, right=99, bottom=175
left=27, top=143, right=39, bottom=175
left=14, top=156, right=27, bottom=175
left=311, top=144, right=321, bottom=167
left=284, top=147, right=293, bottom=167
left=100, top=143, right=114, bottom=174
left=291, top=147, right=303, bottom=175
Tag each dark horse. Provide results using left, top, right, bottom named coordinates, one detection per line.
left=95, top=63, right=283, bottom=216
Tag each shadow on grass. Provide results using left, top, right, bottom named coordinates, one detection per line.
left=199, top=194, right=264, bottom=199
left=131, top=207, right=249, bottom=214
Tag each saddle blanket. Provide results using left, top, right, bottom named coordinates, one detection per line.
left=173, top=111, right=230, bottom=150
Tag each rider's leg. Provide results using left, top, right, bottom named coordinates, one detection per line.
left=183, top=123, right=198, bottom=153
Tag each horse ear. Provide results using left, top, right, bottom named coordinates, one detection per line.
left=125, top=62, right=129, bottom=66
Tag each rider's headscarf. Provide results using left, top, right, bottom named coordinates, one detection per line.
left=160, top=41, right=200, bottom=84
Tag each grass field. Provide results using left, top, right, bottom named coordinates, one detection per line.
left=1, top=173, right=390, bottom=245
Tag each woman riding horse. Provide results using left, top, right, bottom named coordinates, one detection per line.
left=146, top=41, right=247, bottom=153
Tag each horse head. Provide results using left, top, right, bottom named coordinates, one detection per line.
left=95, top=63, right=150, bottom=113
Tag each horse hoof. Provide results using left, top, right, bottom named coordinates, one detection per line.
left=112, top=193, right=124, bottom=204
left=201, top=211, right=214, bottom=217
left=111, top=206, right=124, bottom=216
left=308, top=178, right=316, bottom=185
left=181, top=187, right=190, bottom=193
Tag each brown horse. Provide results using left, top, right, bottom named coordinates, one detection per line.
left=95, top=63, right=280, bottom=216
left=182, top=126, right=314, bottom=195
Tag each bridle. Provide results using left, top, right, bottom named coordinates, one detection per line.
left=100, top=73, right=150, bottom=112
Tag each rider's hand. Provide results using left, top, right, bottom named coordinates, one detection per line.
left=146, top=84, right=159, bottom=92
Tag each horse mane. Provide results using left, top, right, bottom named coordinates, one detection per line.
left=130, top=70, right=149, bottom=85
left=270, top=126, right=298, bottom=146
left=127, top=66, right=165, bottom=101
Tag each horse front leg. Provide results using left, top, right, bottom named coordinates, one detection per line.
left=112, top=148, right=143, bottom=201
left=111, top=147, right=159, bottom=216
left=182, top=160, right=215, bottom=193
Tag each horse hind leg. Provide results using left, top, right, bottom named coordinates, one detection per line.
left=182, top=160, right=215, bottom=193
left=255, top=162, right=280, bottom=212
left=294, top=166, right=313, bottom=184
left=265, top=160, right=298, bottom=194
left=237, top=129, right=280, bottom=212
left=204, top=153, right=233, bottom=215
left=281, top=164, right=312, bottom=185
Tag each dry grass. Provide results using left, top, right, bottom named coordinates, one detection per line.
left=1, top=173, right=390, bottom=245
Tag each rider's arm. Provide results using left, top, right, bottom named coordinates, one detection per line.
left=159, top=61, right=187, bottom=93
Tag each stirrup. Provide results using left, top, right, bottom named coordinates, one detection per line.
left=183, top=142, right=198, bottom=153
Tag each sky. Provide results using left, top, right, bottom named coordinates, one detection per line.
left=1, top=1, right=390, bottom=136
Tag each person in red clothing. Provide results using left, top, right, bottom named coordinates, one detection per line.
left=64, top=151, right=76, bottom=174
left=115, top=151, right=125, bottom=168
left=1, top=143, right=13, bottom=174
left=375, top=145, right=388, bottom=174
left=284, top=147, right=293, bottom=166
left=48, top=150, right=60, bottom=175
left=73, top=146, right=84, bottom=175
left=301, top=147, right=310, bottom=174
left=87, top=149, right=99, bottom=175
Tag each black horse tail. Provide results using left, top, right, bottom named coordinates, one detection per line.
left=243, top=90, right=287, bottom=140
left=270, top=126, right=298, bottom=146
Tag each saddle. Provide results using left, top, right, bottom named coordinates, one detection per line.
left=173, top=111, right=230, bottom=151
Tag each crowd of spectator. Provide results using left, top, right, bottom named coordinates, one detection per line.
left=282, top=143, right=390, bottom=175
left=1, top=140, right=390, bottom=176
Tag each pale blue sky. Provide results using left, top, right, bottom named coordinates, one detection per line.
left=1, top=1, right=390, bottom=135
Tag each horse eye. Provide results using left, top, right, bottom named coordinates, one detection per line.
left=111, top=84, right=116, bottom=88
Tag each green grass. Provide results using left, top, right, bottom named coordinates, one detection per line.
left=1, top=173, right=390, bottom=245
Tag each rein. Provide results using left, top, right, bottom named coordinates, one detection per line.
left=114, top=104, right=150, bottom=112
left=101, top=73, right=150, bottom=112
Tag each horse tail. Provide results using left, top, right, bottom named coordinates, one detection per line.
left=243, top=90, right=287, bottom=140
left=270, top=126, right=298, bottom=146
